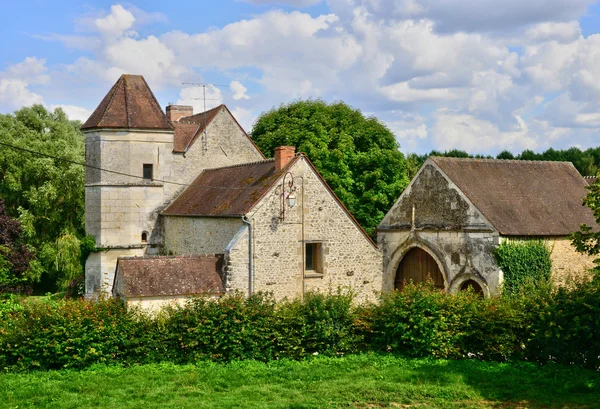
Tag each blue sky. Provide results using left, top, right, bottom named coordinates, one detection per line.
left=2, top=0, right=600, bottom=155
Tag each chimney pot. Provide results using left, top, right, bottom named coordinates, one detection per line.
left=166, top=105, right=193, bottom=122
left=274, top=146, right=296, bottom=171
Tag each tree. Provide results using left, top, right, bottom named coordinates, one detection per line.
left=0, top=105, right=86, bottom=292
left=251, top=100, right=410, bottom=234
left=571, top=176, right=600, bottom=276
left=0, top=199, right=38, bottom=291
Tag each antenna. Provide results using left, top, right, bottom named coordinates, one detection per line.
left=181, top=82, right=231, bottom=153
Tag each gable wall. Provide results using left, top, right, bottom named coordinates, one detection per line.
left=378, top=160, right=501, bottom=295
left=166, top=108, right=264, bottom=201
left=226, top=158, right=382, bottom=303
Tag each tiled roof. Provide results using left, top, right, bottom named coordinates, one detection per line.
left=172, top=122, right=200, bottom=152
left=432, top=157, right=598, bottom=236
left=584, top=176, right=598, bottom=186
left=163, top=158, right=296, bottom=216
left=172, top=105, right=223, bottom=153
left=82, top=74, right=173, bottom=131
left=113, top=255, right=224, bottom=297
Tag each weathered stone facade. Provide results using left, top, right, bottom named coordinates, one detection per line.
left=164, top=216, right=243, bottom=255
left=224, top=159, right=382, bottom=303
left=378, top=162, right=500, bottom=295
left=84, top=106, right=262, bottom=297
left=379, top=157, right=597, bottom=295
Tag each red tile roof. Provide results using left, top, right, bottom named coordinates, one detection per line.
left=82, top=74, right=173, bottom=131
left=163, top=158, right=295, bottom=216
left=432, top=157, right=598, bottom=236
left=113, top=255, right=224, bottom=297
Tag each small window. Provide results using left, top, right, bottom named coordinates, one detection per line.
left=141, top=232, right=148, bottom=243
left=143, top=164, right=153, bottom=180
left=305, top=243, right=323, bottom=273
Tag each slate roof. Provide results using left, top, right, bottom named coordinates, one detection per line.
left=584, top=176, right=598, bottom=186
left=113, top=255, right=224, bottom=297
left=82, top=75, right=173, bottom=131
left=431, top=157, right=598, bottom=236
left=163, top=157, right=296, bottom=216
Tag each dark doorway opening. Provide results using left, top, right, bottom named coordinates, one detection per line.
left=459, top=279, right=484, bottom=296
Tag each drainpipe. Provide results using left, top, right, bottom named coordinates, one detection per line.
left=242, top=216, right=253, bottom=296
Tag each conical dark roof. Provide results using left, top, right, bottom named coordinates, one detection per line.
left=82, top=74, right=173, bottom=131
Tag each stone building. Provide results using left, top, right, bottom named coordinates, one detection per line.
left=378, top=157, right=598, bottom=295
left=83, top=74, right=381, bottom=305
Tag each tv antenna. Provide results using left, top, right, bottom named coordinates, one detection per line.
left=181, top=82, right=231, bottom=153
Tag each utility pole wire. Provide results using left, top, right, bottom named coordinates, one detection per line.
left=0, top=140, right=251, bottom=190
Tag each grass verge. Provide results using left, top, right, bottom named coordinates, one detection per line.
left=1, top=354, right=599, bottom=408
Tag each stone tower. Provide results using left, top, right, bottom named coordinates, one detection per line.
left=82, top=74, right=175, bottom=297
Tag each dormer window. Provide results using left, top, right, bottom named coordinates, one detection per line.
left=143, top=164, right=153, bottom=180
left=141, top=232, right=148, bottom=243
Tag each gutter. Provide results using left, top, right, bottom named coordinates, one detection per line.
left=242, top=216, right=253, bottom=296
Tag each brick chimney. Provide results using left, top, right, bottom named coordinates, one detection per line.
left=166, top=105, right=193, bottom=122
left=274, top=146, right=296, bottom=171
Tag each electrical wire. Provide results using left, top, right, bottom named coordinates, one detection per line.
left=0, top=140, right=257, bottom=190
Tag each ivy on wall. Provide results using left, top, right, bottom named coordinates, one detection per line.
left=494, top=240, right=552, bottom=294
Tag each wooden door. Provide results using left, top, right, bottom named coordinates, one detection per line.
left=395, top=247, right=444, bottom=290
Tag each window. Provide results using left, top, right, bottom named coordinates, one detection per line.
left=305, top=242, right=323, bottom=273
left=143, top=164, right=153, bottom=180
left=141, top=232, right=148, bottom=243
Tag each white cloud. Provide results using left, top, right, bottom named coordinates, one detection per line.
left=94, top=4, right=136, bottom=39
left=0, top=79, right=44, bottom=111
left=230, top=80, right=250, bottom=100
left=230, top=107, right=255, bottom=131
left=177, top=86, right=223, bottom=114
left=50, top=104, right=93, bottom=122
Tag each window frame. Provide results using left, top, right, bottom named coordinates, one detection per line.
left=143, top=163, right=153, bottom=180
left=305, top=242, right=323, bottom=275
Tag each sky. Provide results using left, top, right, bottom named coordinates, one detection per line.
left=2, top=0, right=600, bottom=155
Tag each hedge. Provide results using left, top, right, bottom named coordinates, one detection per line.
left=1, top=280, right=599, bottom=371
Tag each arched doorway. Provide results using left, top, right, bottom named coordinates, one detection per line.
left=395, top=247, right=445, bottom=290
left=459, top=279, right=484, bottom=296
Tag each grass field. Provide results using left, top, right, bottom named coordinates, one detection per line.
left=1, top=354, right=599, bottom=409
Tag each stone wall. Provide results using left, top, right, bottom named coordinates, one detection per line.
left=164, top=216, right=243, bottom=255
left=378, top=159, right=501, bottom=295
left=546, top=238, right=595, bottom=286
left=84, top=108, right=263, bottom=298
left=226, top=158, right=383, bottom=303
left=166, top=108, right=264, bottom=200
left=86, top=248, right=145, bottom=296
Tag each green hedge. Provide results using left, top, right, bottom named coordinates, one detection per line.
left=494, top=240, right=552, bottom=294
left=1, top=281, right=599, bottom=371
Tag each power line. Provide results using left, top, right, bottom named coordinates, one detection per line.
left=0, top=140, right=251, bottom=190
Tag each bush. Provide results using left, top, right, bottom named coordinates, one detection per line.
left=1, top=282, right=600, bottom=372
left=274, top=291, right=361, bottom=358
left=494, top=240, right=552, bottom=294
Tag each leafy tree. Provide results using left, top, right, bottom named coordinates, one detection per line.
left=571, top=176, right=600, bottom=276
left=0, top=199, right=38, bottom=291
left=0, top=105, right=86, bottom=292
left=251, top=100, right=410, bottom=234
left=497, top=150, right=515, bottom=160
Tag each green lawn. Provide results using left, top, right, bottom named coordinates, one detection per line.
left=1, top=354, right=599, bottom=408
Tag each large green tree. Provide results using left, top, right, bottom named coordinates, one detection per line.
left=0, top=105, right=87, bottom=292
left=251, top=100, right=410, bottom=234
left=571, top=176, right=600, bottom=276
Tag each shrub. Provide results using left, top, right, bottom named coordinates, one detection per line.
left=274, top=290, right=361, bottom=358
left=494, top=240, right=552, bottom=294
left=159, top=293, right=278, bottom=363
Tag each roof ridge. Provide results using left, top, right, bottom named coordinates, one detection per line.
left=203, top=158, right=276, bottom=171
left=180, top=104, right=225, bottom=121
left=431, top=156, right=574, bottom=165
left=118, top=254, right=224, bottom=261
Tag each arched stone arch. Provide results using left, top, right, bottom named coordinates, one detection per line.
left=449, top=272, right=490, bottom=297
left=387, top=235, right=449, bottom=291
